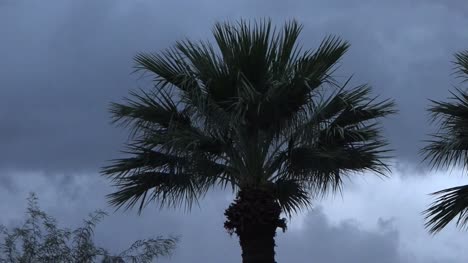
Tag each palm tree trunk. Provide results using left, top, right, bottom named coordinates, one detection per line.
left=224, top=187, right=286, bottom=263
left=237, top=222, right=277, bottom=263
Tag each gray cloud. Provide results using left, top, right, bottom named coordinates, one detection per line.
left=276, top=213, right=401, bottom=263
left=2, top=0, right=468, bottom=173
left=0, top=170, right=402, bottom=263
left=1, top=168, right=467, bottom=263
left=3, top=1, right=468, bottom=262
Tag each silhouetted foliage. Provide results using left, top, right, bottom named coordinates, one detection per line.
left=103, top=19, right=395, bottom=262
left=0, top=193, right=177, bottom=263
left=423, top=51, right=468, bottom=233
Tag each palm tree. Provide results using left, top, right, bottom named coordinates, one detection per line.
left=423, top=50, right=468, bottom=234
left=102, top=19, right=395, bottom=263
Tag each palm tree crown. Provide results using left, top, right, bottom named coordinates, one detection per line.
left=102, top=19, right=395, bottom=218
left=423, top=50, right=468, bottom=233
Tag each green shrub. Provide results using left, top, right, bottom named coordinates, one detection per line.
left=0, top=193, right=177, bottom=263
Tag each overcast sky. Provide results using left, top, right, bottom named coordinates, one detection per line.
left=2, top=0, right=468, bottom=262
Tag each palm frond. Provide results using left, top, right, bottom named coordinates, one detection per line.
left=103, top=146, right=234, bottom=213
left=290, top=85, right=395, bottom=143
left=269, top=84, right=394, bottom=194
left=133, top=47, right=191, bottom=89
left=285, top=142, right=390, bottom=194
left=109, top=86, right=229, bottom=157
left=107, top=171, right=217, bottom=213
left=454, top=50, right=468, bottom=81
left=273, top=179, right=311, bottom=216
left=424, top=185, right=468, bottom=233
left=212, top=19, right=276, bottom=91
left=422, top=88, right=468, bottom=169
left=422, top=51, right=468, bottom=234
left=102, top=149, right=189, bottom=178
left=109, top=88, right=190, bottom=137
left=256, top=36, right=350, bottom=134
left=135, top=47, right=235, bottom=136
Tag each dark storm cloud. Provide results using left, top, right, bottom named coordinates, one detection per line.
left=0, top=0, right=200, bottom=172
left=2, top=0, right=468, bottom=172
left=3, top=2, right=468, bottom=263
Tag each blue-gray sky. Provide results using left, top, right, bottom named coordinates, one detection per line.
left=1, top=0, right=468, bottom=262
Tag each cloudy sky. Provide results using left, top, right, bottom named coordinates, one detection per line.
left=1, top=0, right=468, bottom=262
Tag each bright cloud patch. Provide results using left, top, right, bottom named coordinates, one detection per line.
left=0, top=164, right=467, bottom=263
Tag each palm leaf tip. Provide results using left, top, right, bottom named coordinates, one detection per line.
left=454, top=50, right=468, bottom=81
left=274, top=179, right=312, bottom=217
left=422, top=88, right=468, bottom=170
left=423, top=184, right=468, bottom=233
